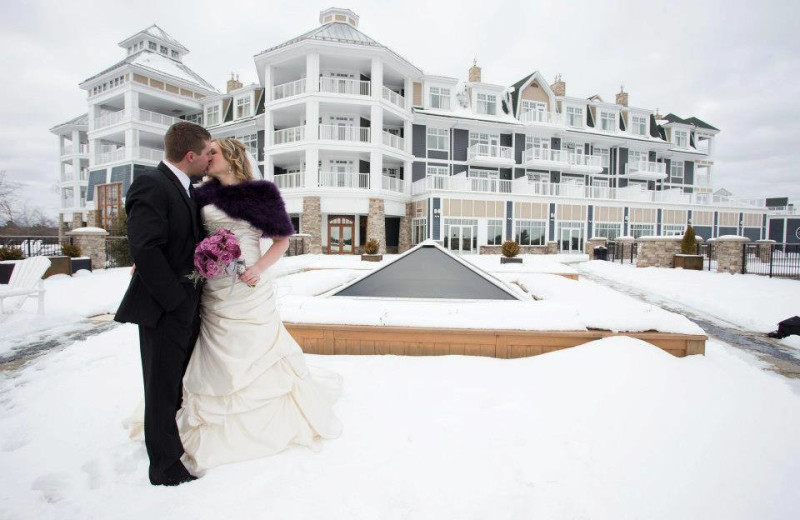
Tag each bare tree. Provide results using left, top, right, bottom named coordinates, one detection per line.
left=0, top=170, right=19, bottom=223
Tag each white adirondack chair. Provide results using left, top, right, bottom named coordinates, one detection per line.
left=0, top=256, right=51, bottom=317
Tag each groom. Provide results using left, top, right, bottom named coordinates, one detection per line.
left=115, top=121, right=211, bottom=486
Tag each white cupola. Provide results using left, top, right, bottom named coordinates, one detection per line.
left=319, top=7, right=359, bottom=27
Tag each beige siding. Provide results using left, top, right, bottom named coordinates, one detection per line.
left=413, top=82, right=422, bottom=106
left=557, top=204, right=588, bottom=221
left=412, top=200, right=427, bottom=217
left=743, top=213, right=761, bottom=227
left=594, top=206, right=624, bottom=223
left=514, top=202, right=548, bottom=220
left=165, top=83, right=179, bottom=94
left=149, top=79, right=164, bottom=90
left=719, top=212, right=738, bottom=227
left=663, top=209, right=688, bottom=225
left=630, top=207, right=657, bottom=223
left=693, top=211, right=713, bottom=226
left=520, top=81, right=549, bottom=111
left=133, top=73, right=148, bottom=85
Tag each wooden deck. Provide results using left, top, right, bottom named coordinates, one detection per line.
left=285, top=323, right=706, bottom=358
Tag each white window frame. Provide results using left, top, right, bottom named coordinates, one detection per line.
left=487, top=219, right=504, bottom=246
left=412, top=218, right=428, bottom=245
left=593, top=147, right=610, bottom=168
left=235, top=95, right=252, bottom=119
left=631, top=114, right=648, bottom=136
left=205, top=105, right=220, bottom=126
left=469, top=132, right=500, bottom=148
left=674, top=129, right=689, bottom=148
left=600, top=111, right=617, bottom=133
left=429, top=86, right=451, bottom=110
left=565, top=105, right=584, bottom=128
left=629, top=150, right=643, bottom=165
left=593, top=222, right=622, bottom=240
left=148, top=41, right=157, bottom=51
left=630, top=223, right=655, bottom=239
left=662, top=224, right=686, bottom=236
left=427, top=165, right=448, bottom=177
left=238, top=133, right=258, bottom=156
left=670, top=161, right=684, bottom=183
left=514, top=220, right=547, bottom=246
left=476, top=93, right=497, bottom=115
left=525, top=135, right=550, bottom=151
left=426, top=127, right=449, bottom=152
left=160, top=45, right=168, bottom=55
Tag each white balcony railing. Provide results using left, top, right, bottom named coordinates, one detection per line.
left=319, top=77, right=371, bottom=96
left=135, top=146, right=164, bottom=162
left=80, top=168, right=88, bottom=181
left=467, top=143, right=514, bottom=162
left=519, top=110, right=563, bottom=125
left=138, top=109, right=179, bottom=127
left=319, top=124, right=370, bottom=143
left=695, top=175, right=711, bottom=186
left=273, top=126, right=306, bottom=145
left=381, top=175, right=405, bottom=193
left=627, top=159, right=667, bottom=175
left=94, top=110, right=127, bottom=129
left=566, top=153, right=602, bottom=168
left=274, top=171, right=304, bottom=189
left=382, top=131, right=405, bottom=150
left=318, top=171, right=370, bottom=189
left=62, top=144, right=88, bottom=156
left=468, top=176, right=512, bottom=194
left=273, top=78, right=306, bottom=100
left=95, top=147, right=125, bottom=164
left=522, top=148, right=564, bottom=164
left=382, top=86, right=405, bottom=108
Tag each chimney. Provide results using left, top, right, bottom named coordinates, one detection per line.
left=616, top=85, right=629, bottom=107
left=550, top=74, right=565, bottom=97
left=226, top=73, right=243, bottom=93
left=468, top=58, right=481, bottom=83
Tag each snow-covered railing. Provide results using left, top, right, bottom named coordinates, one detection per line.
left=138, top=109, right=179, bottom=127
left=94, top=111, right=127, bottom=129
left=273, top=126, right=305, bottom=145
left=467, top=143, right=513, bottom=162
left=382, top=175, right=405, bottom=193
left=273, top=78, right=306, bottom=100
left=382, top=86, right=405, bottom=108
left=318, top=171, right=370, bottom=189
left=319, top=77, right=371, bottom=96
left=319, top=125, right=370, bottom=143
left=519, top=110, right=563, bottom=125
left=274, top=171, right=304, bottom=189
left=382, top=131, right=404, bottom=150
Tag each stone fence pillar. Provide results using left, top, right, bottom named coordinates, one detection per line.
left=67, top=227, right=109, bottom=269
left=636, top=236, right=703, bottom=268
left=301, top=196, right=322, bottom=254
left=367, top=198, right=387, bottom=255
left=398, top=202, right=413, bottom=253
left=584, top=236, right=607, bottom=255
left=755, top=239, right=775, bottom=263
left=714, top=236, right=750, bottom=274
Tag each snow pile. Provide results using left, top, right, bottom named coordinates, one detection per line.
left=462, top=254, right=579, bottom=275
left=1, top=331, right=798, bottom=519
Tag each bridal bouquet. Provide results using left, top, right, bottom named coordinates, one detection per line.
left=187, top=228, right=249, bottom=288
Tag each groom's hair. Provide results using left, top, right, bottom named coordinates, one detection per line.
left=164, top=121, right=211, bottom=162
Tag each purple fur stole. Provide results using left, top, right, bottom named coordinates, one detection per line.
left=193, top=179, right=295, bottom=237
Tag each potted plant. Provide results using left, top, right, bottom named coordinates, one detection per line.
left=62, top=243, right=92, bottom=274
left=361, top=238, right=383, bottom=262
left=0, top=246, right=23, bottom=284
left=673, top=225, right=703, bottom=270
left=500, top=240, right=522, bottom=264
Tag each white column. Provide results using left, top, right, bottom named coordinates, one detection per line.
left=124, top=89, right=139, bottom=118
left=264, top=109, right=274, bottom=146
left=71, top=130, right=81, bottom=154
left=263, top=155, right=274, bottom=181
left=59, top=135, right=65, bottom=157
left=404, top=159, right=413, bottom=196
left=263, top=64, right=273, bottom=103
left=306, top=99, right=319, bottom=142
left=306, top=53, right=320, bottom=93
left=305, top=147, right=319, bottom=188
left=370, top=104, right=383, bottom=191
left=125, top=128, right=135, bottom=160
left=404, top=119, right=413, bottom=155
left=371, top=58, right=383, bottom=100
left=370, top=150, right=383, bottom=192
left=404, top=77, right=413, bottom=110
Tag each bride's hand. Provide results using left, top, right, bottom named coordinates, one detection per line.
left=240, top=265, right=262, bottom=286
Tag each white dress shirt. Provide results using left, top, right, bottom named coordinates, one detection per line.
left=163, top=160, right=192, bottom=197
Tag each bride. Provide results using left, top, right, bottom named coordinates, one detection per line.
left=176, top=137, right=342, bottom=475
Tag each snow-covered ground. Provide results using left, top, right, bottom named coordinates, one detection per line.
left=1, top=328, right=798, bottom=519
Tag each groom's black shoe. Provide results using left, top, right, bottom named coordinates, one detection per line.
left=150, top=460, right=198, bottom=486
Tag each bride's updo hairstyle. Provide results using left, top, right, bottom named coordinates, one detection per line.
left=213, top=137, right=254, bottom=182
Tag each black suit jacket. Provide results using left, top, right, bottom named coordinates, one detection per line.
left=115, top=162, right=204, bottom=328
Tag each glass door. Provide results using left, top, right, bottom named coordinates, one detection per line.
left=328, top=216, right=355, bottom=254
left=559, top=226, right=584, bottom=253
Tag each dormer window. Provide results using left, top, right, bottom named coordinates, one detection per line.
left=235, top=96, right=251, bottom=119
left=674, top=129, right=688, bottom=148
left=171, top=50, right=179, bottom=59
left=205, top=105, right=220, bottom=126
left=430, top=87, right=451, bottom=110
left=631, top=114, right=647, bottom=136
left=148, top=41, right=157, bottom=51
left=476, top=93, right=496, bottom=115
left=600, top=111, right=617, bottom=133
left=566, top=106, right=583, bottom=128
left=160, top=45, right=168, bottom=55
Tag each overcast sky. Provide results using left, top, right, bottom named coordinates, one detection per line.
left=2, top=0, right=798, bottom=217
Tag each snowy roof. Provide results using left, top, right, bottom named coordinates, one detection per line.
left=80, top=50, right=218, bottom=93
left=49, top=113, right=88, bottom=133
left=118, top=24, right=189, bottom=52
left=332, top=241, right=520, bottom=300
left=662, top=113, right=718, bottom=131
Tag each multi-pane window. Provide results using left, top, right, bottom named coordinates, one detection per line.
left=148, top=41, right=157, bottom=51
left=515, top=220, right=547, bottom=246
left=631, top=114, right=647, bottom=135
left=185, top=113, right=203, bottom=125
left=412, top=218, right=428, bottom=245
left=160, top=45, right=168, bottom=55
left=469, top=132, right=499, bottom=147
left=426, top=165, right=448, bottom=177
left=205, top=105, right=219, bottom=126
left=238, top=134, right=258, bottom=156
left=171, top=50, right=179, bottom=59
left=670, top=161, right=684, bottom=183
left=593, top=147, right=610, bottom=168
left=79, top=187, right=87, bottom=208
left=426, top=128, right=449, bottom=151
left=630, top=224, right=655, bottom=239
left=674, top=129, right=688, bottom=148
left=476, top=93, right=497, bottom=115
left=593, top=223, right=621, bottom=240
left=235, top=96, right=251, bottom=119
left=629, top=150, right=643, bottom=165
left=487, top=219, right=503, bottom=246
left=662, top=224, right=686, bottom=236
left=525, top=136, right=550, bottom=150
left=600, top=111, right=617, bottom=132
left=430, top=87, right=451, bottom=110
left=566, top=106, right=583, bottom=128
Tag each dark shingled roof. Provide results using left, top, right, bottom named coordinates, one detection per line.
left=509, top=72, right=536, bottom=117
left=663, top=113, right=719, bottom=131
left=649, top=115, right=661, bottom=138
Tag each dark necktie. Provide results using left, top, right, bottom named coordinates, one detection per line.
left=188, top=184, right=195, bottom=199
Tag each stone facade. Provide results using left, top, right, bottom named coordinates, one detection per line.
left=713, top=236, right=750, bottom=274
left=86, top=210, right=100, bottom=228
left=584, top=237, right=608, bottom=255
left=636, top=236, right=702, bottom=268
left=366, top=198, right=386, bottom=254
left=398, top=202, right=413, bottom=253
left=66, top=227, right=109, bottom=269
left=301, top=197, right=322, bottom=254
left=286, top=234, right=311, bottom=256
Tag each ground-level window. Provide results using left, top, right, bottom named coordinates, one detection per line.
left=662, top=224, right=686, bottom=236
left=443, top=218, right=478, bottom=253
left=487, top=219, right=503, bottom=245
left=630, top=223, right=655, bottom=239
left=593, top=222, right=622, bottom=240
left=514, top=220, right=547, bottom=246
left=412, top=218, right=427, bottom=245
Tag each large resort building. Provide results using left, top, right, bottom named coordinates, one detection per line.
left=52, top=8, right=794, bottom=254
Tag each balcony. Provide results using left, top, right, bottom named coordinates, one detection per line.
left=319, top=77, right=371, bottom=97
left=522, top=147, right=565, bottom=168
left=273, top=126, right=306, bottom=145
left=381, top=175, right=405, bottom=193
left=382, top=86, right=405, bottom=109
left=95, top=147, right=125, bottom=164
left=138, top=109, right=179, bottom=127
left=319, top=124, right=370, bottom=143
left=626, top=160, right=667, bottom=181
left=62, top=144, right=88, bottom=156
left=466, top=143, right=514, bottom=167
left=519, top=110, right=563, bottom=126
left=273, top=79, right=306, bottom=100
left=318, top=171, right=370, bottom=189
left=274, top=171, right=304, bottom=189
left=564, top=153, right=603, bottom=174
left=94, top=111, right=127, bottom=130
left=382, top=131, right=405, bottom=151
left=134, top=146, right=164, bottom=162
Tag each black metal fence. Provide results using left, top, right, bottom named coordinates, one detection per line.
left=0, top=236, right=65, bottom=257
left=743, top=243, right=800, bottom=279
left=605, top=241, right=638, bottom=264
left=699, top=243, right=717, bottom=271
left=105, top=236, right=131, bottom=267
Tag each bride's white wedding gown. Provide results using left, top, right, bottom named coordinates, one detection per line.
left=175, top=204, right=342, bottom=474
